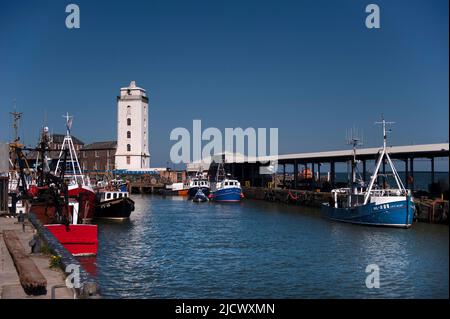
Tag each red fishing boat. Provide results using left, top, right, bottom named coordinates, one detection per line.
left=29, top=115, right=98, bottom=256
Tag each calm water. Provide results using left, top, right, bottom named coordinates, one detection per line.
left=87, top=195, right=449, bottom=299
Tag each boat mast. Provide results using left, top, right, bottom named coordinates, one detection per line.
left=8, top=103, right=34, bottom=194
left=363, top=116, right=405, bottom=205
left=346, top=127, right=362, bottom=193
left=54, top=113, right=86, bottom=186
left=215, top=157, right=227, bottom=185
left=10, top=100, right=22, bottom=144
left=9, top=100, right=22, bottom=168
left=36, top=126, right=52, bottom=186
left=376, top=117, right=405, bottom=191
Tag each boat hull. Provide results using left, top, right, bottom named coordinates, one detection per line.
left=211, top=187, right=242, bottom=202
left=188, top=187, right=210, bottom=198
left=193, top=196, right=208, bottom=202
left=321, top=198, right=415, bottom=228
left=44, top=224, right=98, bottom=256
left=94, top=197, right=135, bottom=220
left=192, top=190, right=208, bottom=202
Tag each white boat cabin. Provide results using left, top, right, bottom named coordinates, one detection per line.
left=215, top=179, right=241, bottom=190
left=99, top=191, right=130, bottom=202
left=189, top=179, right=210, bottom=188
left=166, top=182, right=186, bottom=191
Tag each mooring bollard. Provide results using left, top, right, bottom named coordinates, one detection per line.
left=29, top=234, right=42, bottom=254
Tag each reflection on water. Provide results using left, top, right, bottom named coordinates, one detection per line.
left=86, top=195, right=448, bottom=299
left=78, top=256, right=98, bottom=277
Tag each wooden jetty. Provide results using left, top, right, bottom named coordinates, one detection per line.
left=415, top=198, right=449, bottom=223
left=243, top=186, right=331, bottom=207
left=129, top=181, right=165, bottom=194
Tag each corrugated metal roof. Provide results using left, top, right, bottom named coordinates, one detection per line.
left=188, top=143, right=449, bottom=166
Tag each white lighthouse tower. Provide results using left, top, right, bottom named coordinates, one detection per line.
left=115, top=81, right=150, bottom=170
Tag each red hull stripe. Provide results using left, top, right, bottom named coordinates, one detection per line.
left=44, top=224, right=98, bottom=256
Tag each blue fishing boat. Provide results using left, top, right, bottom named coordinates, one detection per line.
left=321, top=117, right=414, bottom=228
left=192, top=189, right=208, bottom=202
left=210, top=163, right=243, bottom=202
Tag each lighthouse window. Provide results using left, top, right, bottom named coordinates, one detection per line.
left=127, top=144, right=131, bottom=152
left=127, top=118, right=131, bottom=126
left=127, top=131, right=131, bottom=139
left=126, top=156, right=130, bottom=164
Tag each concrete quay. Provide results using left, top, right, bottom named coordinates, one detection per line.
left=0, top=216, right=74, bottom=299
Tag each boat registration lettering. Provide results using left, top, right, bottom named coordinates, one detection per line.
left=374, top=203, right=390, bottom=211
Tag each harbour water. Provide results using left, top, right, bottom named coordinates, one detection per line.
left=84, top=195, right=449, bottom=299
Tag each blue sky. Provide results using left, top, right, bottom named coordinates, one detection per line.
left=0, top=0, right=448, bottom=169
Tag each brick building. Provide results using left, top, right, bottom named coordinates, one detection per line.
left=50, top=134, right=84, bottom=158
left=79, top=141, right=117, bottom=173
left=158, top=169, right=187, bottom=184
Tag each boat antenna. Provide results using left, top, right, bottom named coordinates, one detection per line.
left=375, top=114, right=395, bottom=150
left=9, top=100, right=23, bottom=170
left=346, top=126, right=363, bottom=188
left=44, top=109, right=48, bottom=127
left=63, top=112, right=73, bottom=136
left=10, top=99, right=22, bottom=143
